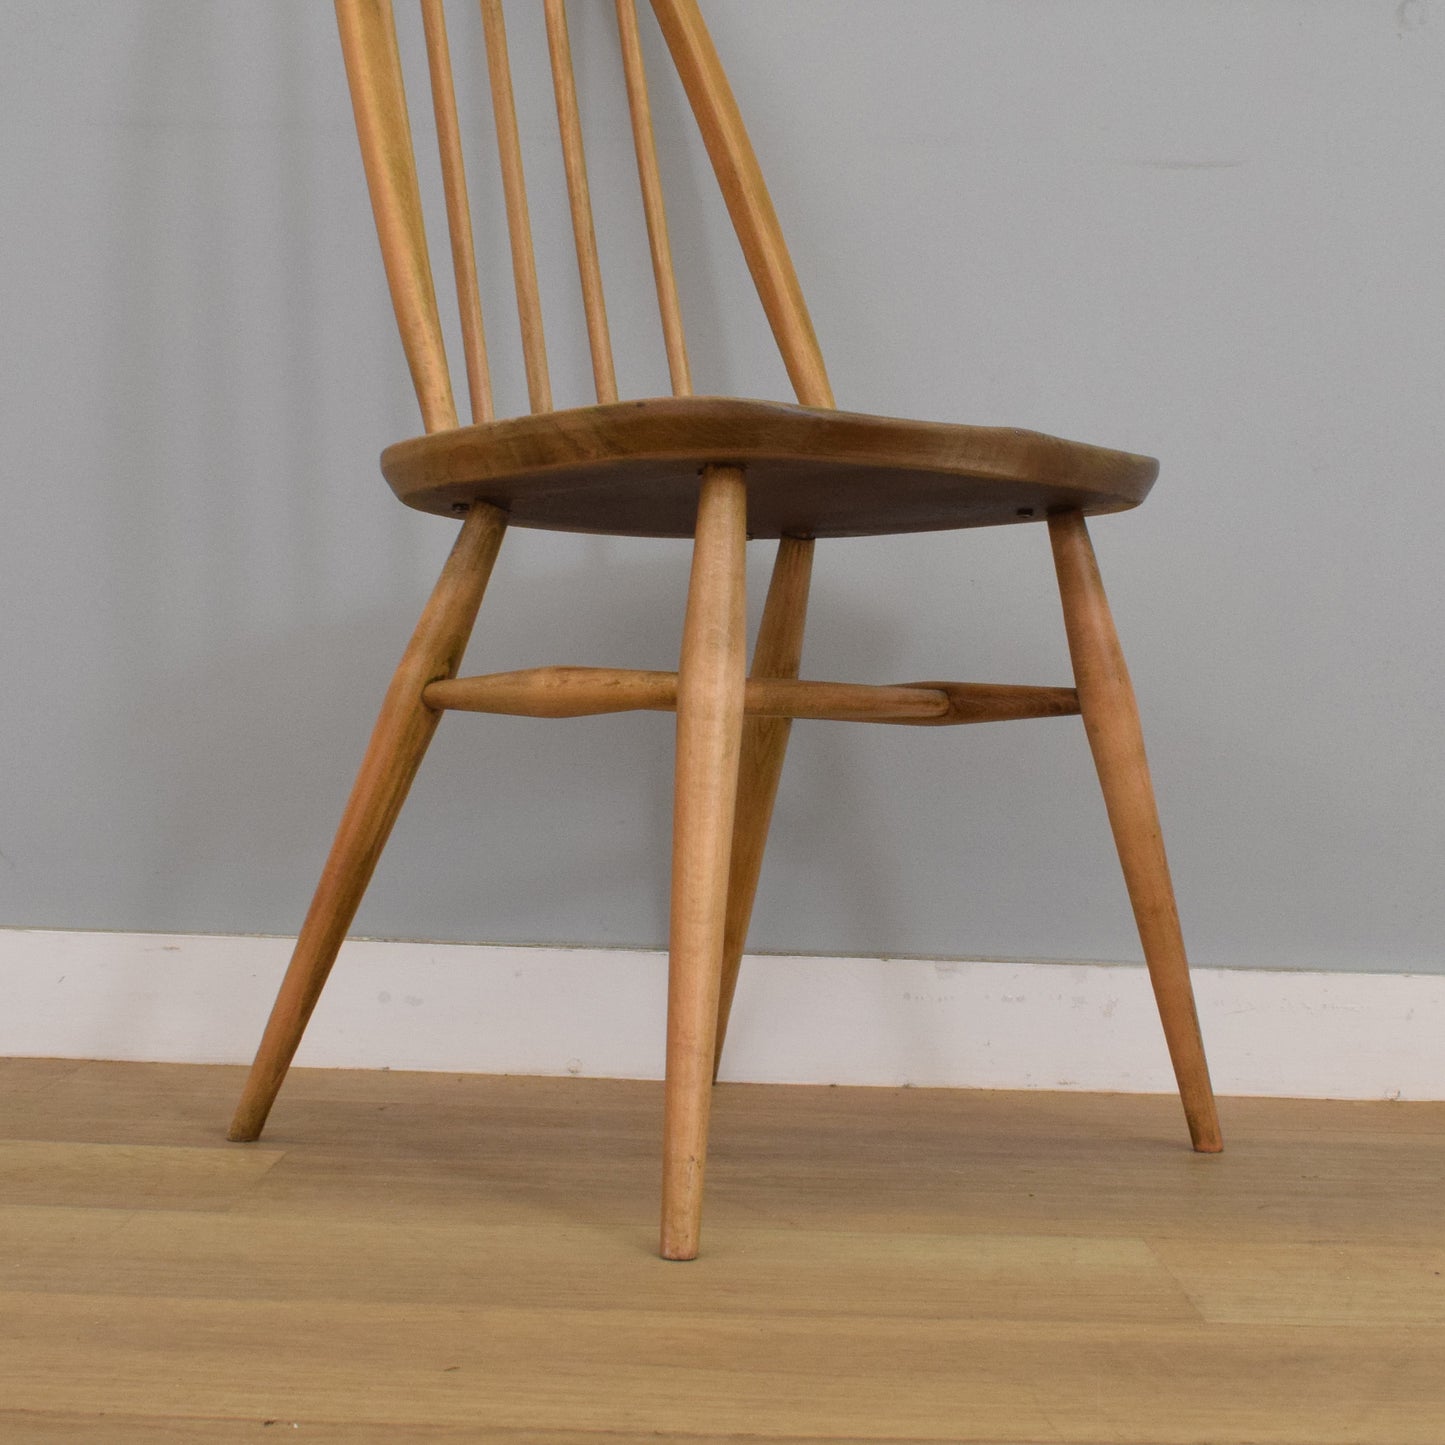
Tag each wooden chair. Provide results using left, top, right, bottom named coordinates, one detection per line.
left=229, top=0, right=1222, bottom=1259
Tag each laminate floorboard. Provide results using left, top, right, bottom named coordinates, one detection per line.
left=1, top=1058, right=1442, bottom=1442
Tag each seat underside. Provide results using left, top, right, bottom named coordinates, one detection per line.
left=380, top=396, right=1159, bottom=539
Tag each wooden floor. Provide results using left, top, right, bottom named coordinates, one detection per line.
left=1, top=1059, right=1442, bottom=1442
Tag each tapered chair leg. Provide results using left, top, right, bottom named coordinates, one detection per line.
left=228, top=504, right=508, bottom=1143
left=712, top=534, right=814, bottom=1079
left=1048, top=510, right=1222, bottom=1153
left=661, top=466, right=749, bottom=1260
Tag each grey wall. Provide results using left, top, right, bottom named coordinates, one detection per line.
left=4, top=0, right=1443, bottom=973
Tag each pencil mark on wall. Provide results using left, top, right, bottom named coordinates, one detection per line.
left=1397, top=0, right=1429, bottom=33
left=1130, top=158, right=1245, bottom=171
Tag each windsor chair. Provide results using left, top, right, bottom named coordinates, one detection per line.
left=228, top=0, right=1222, bottom=1260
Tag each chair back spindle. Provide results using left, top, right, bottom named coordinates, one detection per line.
left=336, top=0, right=458, bottom=434
left=420, top=0, right=494, bottom=422
left=648, top=0, right=833, bottom=410
left=616, top=0, right=692, bottom=396
left=479, top=0, right=553, bottom=413
left=545, top=0, right=619, bottom=404
left=333, top=0, right=834, bottom=430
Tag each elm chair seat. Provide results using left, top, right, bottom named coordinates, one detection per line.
left=227, top=0, right=1222, bottom=1262
left=381, top=396, right=1159, bottom=538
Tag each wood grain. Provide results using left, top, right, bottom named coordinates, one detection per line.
left=335, top=0, right=457, bottom=432
left=380, top=395, right=1158, bottom=536
left=649, top=0, right=833, bottom=408
left=419, top=0, right=492, bottom=423
left=894, top=680, right=1080, bottom=725
left=23, top=1290, right=1445, bottom=1441
left=616, top=0, right=692, bottom=395
left=1049, top=510, right=1221, bottom=1153
left=291, top=0, right=1218, bottom=1283
left=714, top=534, right=814, bottom=1076
left=7, top=1060, right=1445, bottom=1443
left=420, top=667, right=1017, bottom=724
left=426, top=665, right=682, bottom=717
left=0, top=1141, right=283, bottom=1212
left=662, top=465, right=748, bottom=1259
left=545, top=0, right=618, bottom=404
left=1153, top=1240, right=1445, bottom=1326
left=480, top=0, right=551, bottom=412
left=228, top=504, right=507, bottom=1142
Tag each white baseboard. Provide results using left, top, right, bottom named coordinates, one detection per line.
left=2, top=928, right=1441, bottom=1099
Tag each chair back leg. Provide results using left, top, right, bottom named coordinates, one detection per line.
left=661, top=465, right=749, bottom=1259
left=228, top=503, right=508, bottom=1143
left=712, top=534, right=814, bottom=1077
left=1048, top=510, right=1223, bottom=1153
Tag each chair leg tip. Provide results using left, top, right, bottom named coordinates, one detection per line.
left=226, top=1111, right=264, bottom=1143
left=1189, top=1117, right=1224, bottom=1153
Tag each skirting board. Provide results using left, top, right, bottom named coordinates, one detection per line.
left=1, top=928, right=1442, bottom=1099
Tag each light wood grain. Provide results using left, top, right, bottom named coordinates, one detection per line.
left=895, top=680, right=1080, bottom=725
left=616, top=0, right=692, bottom=395
left=228, top=504, right=507, bottom=1142
left=13, top=1296, right=1436, bottom=1444
left=0, top=1414, right=815, bottom=1445
left=742, top=677, right=944, bottom=722
left=1049, top=510, right=1221, bottom=1154
left=8, top=1060, right=1445, bottom=1443
left=9, top=1289, right=1443, bottom=1441
left=423, top=666, right=979, bottom=723
left=545, top=0, right=618, bottom=404
left=427, top=665, right=681, bottom=716
left=0, top=1141, right=284, bottom=1211
left=649, top=0, right=833, bottom=408
left=258, top=1, right=1223, bottom=1269
left=1, top=1208, right=1200, bottom=1323
left=662, top=465, right=748, bottom=1259
left=714, top=534, right=814, bottom=1074
left=335, top=0, right=457, bottom=432
left=16, top=1062, right=1445, bottom=1233
left=381, top=395, right=1158, bottom=535
left=1154, top=1241, right=1445, bottom=1326
left=480, top=0, right=551, bottom=412
left=419, top=0, right=492, bottom=423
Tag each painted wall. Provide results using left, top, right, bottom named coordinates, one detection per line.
left=3, top=0, right=1442, bottom=975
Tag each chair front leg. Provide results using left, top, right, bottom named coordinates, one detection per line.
left=661, top=465, right=749, bottom=1260
left=1048, top=510, right=1222, bottom=1153
left=228, top=503, right=508, bottom=1144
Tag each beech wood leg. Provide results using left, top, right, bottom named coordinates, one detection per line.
left=711, top=535, right=814, bottom=1079
left=228, top=503, right=508, bottom=1143
left=661, top=465, right=748, bottom=1259
left=1048, top=510, right=1222, bottom=1153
